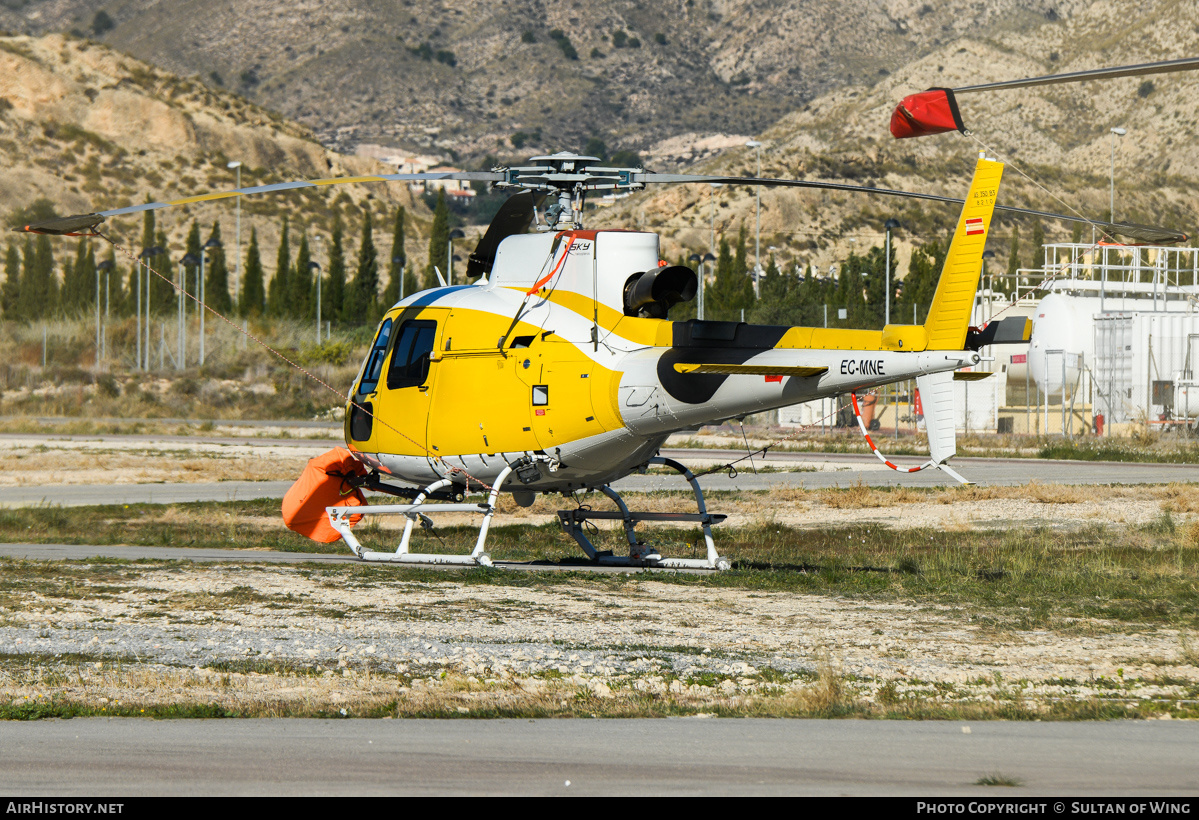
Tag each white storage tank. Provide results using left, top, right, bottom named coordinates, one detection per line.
left=1027, top=292, right=1098, bottom=398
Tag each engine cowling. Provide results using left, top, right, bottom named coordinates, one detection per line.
left=622, top=265, right=698, bottom=318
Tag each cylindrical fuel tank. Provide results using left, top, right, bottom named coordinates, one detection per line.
left=1028, top=292, right=1100, bottom=397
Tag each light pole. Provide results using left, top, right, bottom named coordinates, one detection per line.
left=227, top=161, right=242, bottom=299
left=309, top=260, right=322, bottom=344
left=708, top=182, right=722, bottom=255
left=180, top=253, right=200, bottom=368
left=745, top=140, right=763, bottom=295
left=137, top=247, right=163, bottom=371
left=97, top=259, right=113, bottom=366
left=981, top=250, right=997, bottom=316
left=1109, top=127, right=1126, bottom=224
left=393, top=254, right=406, bottom=300
left=94, top=260, right=101, bottom=368
left=312, top=234, right=325, bottom=339
left=201, top=236, right=221, bottom=366
left=448, top=228, right=465, bottom=285
left=688, top=252, right=717, bottom=320
left=884, top=218, right=900, bottom=325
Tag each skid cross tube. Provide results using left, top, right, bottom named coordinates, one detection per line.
left=556, top=457, right=730, bottom=570
left=328, top=466, right=515, bottom=566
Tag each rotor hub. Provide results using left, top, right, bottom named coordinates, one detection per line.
left=495, top=151, right=644, bottom=230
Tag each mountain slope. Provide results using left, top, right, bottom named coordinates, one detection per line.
left=0, top=33, right=421, bottom=272
left=2, top=0, right=1075, bottom=159
left=599, top=0, right=1199, bottom=273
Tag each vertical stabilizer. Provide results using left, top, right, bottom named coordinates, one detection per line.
left=917, top=371, right=956, bottom=464
left=923, top=154, right=1004, bottom=350
left=917, top=370, right=971, bottom=484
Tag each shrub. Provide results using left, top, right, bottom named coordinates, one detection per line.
left=91, top=10, right=115, bottom=36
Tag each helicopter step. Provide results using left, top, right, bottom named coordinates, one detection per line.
left=557, top=458, right=731, bottom=571
left=327, top=466, right=515, bottom=566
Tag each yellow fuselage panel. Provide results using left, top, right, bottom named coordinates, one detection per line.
left=366, top=304, right=625, bottom=458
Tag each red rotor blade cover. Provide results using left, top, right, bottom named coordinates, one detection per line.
left=890, top=87, right=967, bottom=139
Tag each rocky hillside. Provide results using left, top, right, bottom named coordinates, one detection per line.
left=599, top=0, right=1199, bottom=274
left=0, top=33, right=423, bottom=267
left=3, top=0, right=1074, bottom=161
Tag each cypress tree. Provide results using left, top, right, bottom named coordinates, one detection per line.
left=204, top=222, right=232, bottom=315
left=759, top=254, right=785, bottom=303
left=98, top=248, right=120, bottom=318
left=344, top=211, right=378, bottom=324
left=748, top=255, right=796, bottom=325
left=901, top=241, right=942, bottom=324
left=268, top=217, right=291, bottom=316
left=425, top=190, right=450, bottom=289
left=705, top=236, right=753, bottom=321
left=2, top=243, right=20, bottom=319
left=19, top=236, right=56, bottom=319
left=138, top=207, right=169, bottom=313
left=153, top=229, right=173, bottom=313
left=67, top=240, right=97, bottom=313
left=183, top=222, right=201, bottom=302
left=17, top=238, right=35, bottom=319
left=1006, top=226, right=1021, bottom=285
left=62, top=239, right=88, bottom=312
left=1030, top=221, right=1045, bottom=273
left=383, top=206, right=406, bottom=305
left=326, top=217, right=347, bottom=321
left=291, top=230, right=312, bottom=319
left=733, top=223, right=748, bottom=281
left=239, top=228, right=266, bottom=317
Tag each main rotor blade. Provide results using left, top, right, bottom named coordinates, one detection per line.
left=92, top=171, right=506, bottom=219
left=954, top=56, right=1199, bottom=94
left=638, top=172, right=1188, bottom=244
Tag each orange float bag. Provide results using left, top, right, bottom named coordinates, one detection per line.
left=282, top=447, right=370, bottom=543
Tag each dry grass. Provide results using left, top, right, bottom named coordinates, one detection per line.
left=0, top=450, right=308, bottom=485
left=1182, top=632, right=1199, bottom=666
left=1158, top=483, right=1199, bottom=513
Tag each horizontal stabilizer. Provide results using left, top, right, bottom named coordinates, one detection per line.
left=953, top=371, right=993, bottom=381
left=673, top=363, right=828, bottom=378
left=966, top=316, right=1032, bottom=349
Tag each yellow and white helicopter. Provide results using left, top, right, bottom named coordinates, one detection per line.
left=17, top=59, right=1194, bottom=571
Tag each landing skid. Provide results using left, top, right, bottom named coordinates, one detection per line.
left=327, top=465, right=514, bottom=566
left=557, top=457, right=731, bottom=570
left=328, top=457, right=731, bottom=571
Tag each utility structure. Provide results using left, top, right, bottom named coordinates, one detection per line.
left=228, top=160, right=242, bottom=298
left=199, top=235, right=221, bottom=366
left=309, top=260, right=322, bottom=344
left=96, top=258, right=113, bottom=366
left=1109, top=127, right=1126, bottom=223
left=448, top=229, right=466, bottom=285
left=688, top=252, right=716, bottom=320
left=884, top=218, right=900, bottom=325
left=179, top=253, right=200, bottom=368
left=745, top=140, right=764, bottom=294
left=136, top=246, right=163, bottom=370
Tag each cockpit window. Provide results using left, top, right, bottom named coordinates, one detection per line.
left=387, top=320, right=438, bottom=389
left=357, top=318, right=392, bottom=395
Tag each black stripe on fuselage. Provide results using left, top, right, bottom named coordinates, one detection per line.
left=657, top=321, right=791, bottom=404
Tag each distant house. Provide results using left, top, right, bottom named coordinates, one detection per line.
left=404, top=165, right=477, bottom=198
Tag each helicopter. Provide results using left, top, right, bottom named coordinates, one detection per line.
left=16, top=59, right=1195, bottom=571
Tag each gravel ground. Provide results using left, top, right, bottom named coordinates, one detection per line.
left=3, top=562, right=1197, bottom=717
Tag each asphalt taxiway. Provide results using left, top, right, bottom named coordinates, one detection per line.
left=0, top=451, right=1195, bottom=508
left=1, top=718, right=1195, bottom=796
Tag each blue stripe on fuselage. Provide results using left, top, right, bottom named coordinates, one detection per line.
left=393, top=286, right=472, bottom=311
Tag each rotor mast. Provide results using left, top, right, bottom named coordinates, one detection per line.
left=496, top=152, right=645, bottom=231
